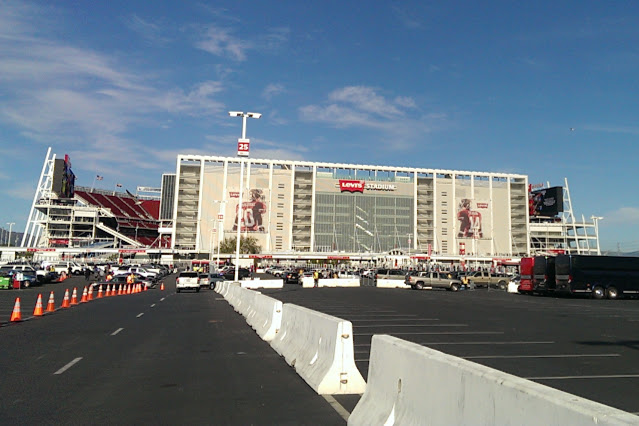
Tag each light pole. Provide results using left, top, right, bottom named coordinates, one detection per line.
left=228, top=111, right=261, bottom=281
left=591, top=216, right=603, bottom=255
left=6, top=222, right=15, bottom=247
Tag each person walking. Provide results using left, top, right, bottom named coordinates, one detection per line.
left=84, top=267, right=91, bottom=281
left=313, top=270, right=320, bottom=288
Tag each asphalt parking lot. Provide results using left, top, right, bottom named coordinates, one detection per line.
left=261, top=282, right=639, bottom=415
left=4, top=275, right=639, bottom=417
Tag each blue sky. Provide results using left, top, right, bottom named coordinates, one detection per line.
left=0, top=0, right=638, bottom=252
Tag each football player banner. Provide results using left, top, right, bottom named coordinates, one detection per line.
left=232, top=188, right=267, bottom=232
left=456, top=199, right=489, bottom=239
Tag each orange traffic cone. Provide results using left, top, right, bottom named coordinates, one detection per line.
left=127, top=284, right=131, bottom=295
left=70, top=288, right=79, bottom=305
left=160, top=282, right=165, bottom=291
left=80, top=287, right=88, bottom=303
left=61, top=289, right=70, bottom=308
left=97, top=286, right=103, bottom=298
left=45, top=291, right=56, bottom=312
left=106, top=284, right=111, bottom=296
left=33, top=294, right=44, bottom=316
left=88, top=286, right=94, bottom=301
left=10, top=298, right=22, bottom=322
left=117, top=284, right=122, bottom=295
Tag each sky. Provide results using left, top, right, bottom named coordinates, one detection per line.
left=0, top=0, right=638, bottom=252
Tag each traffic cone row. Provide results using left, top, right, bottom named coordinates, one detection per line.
left=8, top=280, right=150, bottom=323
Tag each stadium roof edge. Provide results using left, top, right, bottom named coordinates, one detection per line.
left=175, top=154, right=528, bottom=179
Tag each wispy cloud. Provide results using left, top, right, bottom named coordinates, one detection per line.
left=196, top=25, right=289, bottom=61
left=0, top=2, right=232, bottom=191
left=196, top=25, right=252, bottom=61
left=262, top=83, right=285, bottom=100
left=299, top=86, right=445, bottom=150
left=603, top=207, right=639, bottom=225
left=123, top=14, right=171, bottom=45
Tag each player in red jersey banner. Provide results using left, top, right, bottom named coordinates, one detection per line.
left=233, top=188, right=267, bottom=232
left=457, top=198, right=483, bottom=238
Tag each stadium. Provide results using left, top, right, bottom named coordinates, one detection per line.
left=12, top=148, right=601, bottom=266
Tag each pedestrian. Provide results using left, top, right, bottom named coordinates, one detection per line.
left=84, top=267, right=91, bottom=281
left=313, top=270, right=319, bottom=288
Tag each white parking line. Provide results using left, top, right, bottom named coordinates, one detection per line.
left=111, top=328, right=124, bottom=336
left=160, top=297, right=165, bottom=301
left=465, top=353, right=620, bottom=360
left=136, top=313, right=144, bottom=318
left=322, top=395, right=351, bottom=421
left=420, top=341, right=555, bottom=346
left=354, top=324, right=467, bottom=328
left=54, top=357, right=82, bottom=375
left=355, top=331, right=504, bottom=336
left=345, top=314, right=418, bottom=317
left=353, top=318, right=439, bottom=322
left=528, top=374, right=639, bottom=380
left=150, top=304, right=156, bottom=308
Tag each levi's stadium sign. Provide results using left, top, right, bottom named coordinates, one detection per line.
left=338, top=180, right=396, bottom=193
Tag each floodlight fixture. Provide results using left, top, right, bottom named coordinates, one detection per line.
left=246, top=112, right=262, bottom=119
left=228, top=111, right=243, bottom=117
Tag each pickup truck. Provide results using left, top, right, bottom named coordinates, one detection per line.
left=405, top=271, right=464, bottom=291
left=176, top=271, right=200, bottom=293
left=462, top=271, right=509, bottom=290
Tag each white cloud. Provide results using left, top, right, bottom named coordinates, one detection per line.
left=262, top=83, right=285, bottom=100
left=123, top=14, right=171, bottom=45
left=299, top=86, right=446, bottom=150
left=196, top=25, right=251, bottom=61
left=603, top=207, right=639, bottom=225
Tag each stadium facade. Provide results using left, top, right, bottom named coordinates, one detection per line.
left=169, top=155, right=530, bottom=259
left=13, top=148, right=603, bottom=264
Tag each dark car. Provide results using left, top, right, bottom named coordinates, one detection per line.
left=222, top=268, right=251, bottom=281
left=285, top=269, right=301, bottom=284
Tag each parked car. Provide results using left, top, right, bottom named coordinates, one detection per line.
left=284, top=269, right=301, bottom=284
left=405, top=271, right=464, bottom=291
left=92, top=273, right=153, bottom=290
left=462, top=271, right=509, bottom=290
left=222, top=268, right=251, bottom=281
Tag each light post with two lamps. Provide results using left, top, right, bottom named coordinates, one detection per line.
left=228, top=111, right=261, bottom=281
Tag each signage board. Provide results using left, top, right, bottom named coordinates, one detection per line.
left=237, top=138, right=250, bottom=157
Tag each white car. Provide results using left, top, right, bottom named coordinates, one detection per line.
left=125, top=267, right=158, bottom=281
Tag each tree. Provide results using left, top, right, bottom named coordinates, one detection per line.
left=218, top=236, right=261, bottom=254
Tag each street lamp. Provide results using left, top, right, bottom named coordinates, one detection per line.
left=6, top=222, right=15, bottom=247
left=228, top=111, right=261, bottom=281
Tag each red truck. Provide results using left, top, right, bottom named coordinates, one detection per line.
left=518, top=257, right=535, bottom=294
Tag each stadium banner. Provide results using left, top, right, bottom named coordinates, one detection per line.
left=529, top=186, right=564, bottom=217
left=230, top=188, right=268, bottom=233
left=456, top=198, right=491, bottom=239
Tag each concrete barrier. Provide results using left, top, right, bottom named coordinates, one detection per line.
left=375, top=279, right=411, bottom=289
left=301, top=276, right=360, bottom=288
left=270, top=304, right=366, bottom=395
left=245, top=293, right=282, bottom=341
left=348, top=335, right=638, bottom=425
left=241, top=279, right=284, bottom=289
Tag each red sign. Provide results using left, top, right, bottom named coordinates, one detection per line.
left=119, top=249, right=146, bottom=253
left=328, top=255, right=350, bottom=260
left=339, top=180, right=365, bottom=193
left=459, top=242, right=466, bottom=255
left=27, top=248, right=56, bottom=252
left=249, top=254, right=273, bottom=259
left=237, top=138, right=250, bottom=157
left=218, top=214, right=224, bottom=220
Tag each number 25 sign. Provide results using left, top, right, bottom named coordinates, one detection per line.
left=237, top=138, right=250, bottom=157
